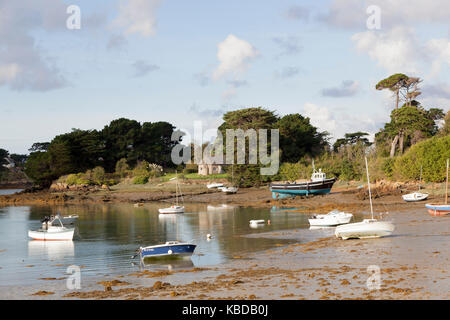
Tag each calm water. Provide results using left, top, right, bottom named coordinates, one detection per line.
left=0, top=189, right=23, bottom=195
left=0, top=198, right=345, bottom=286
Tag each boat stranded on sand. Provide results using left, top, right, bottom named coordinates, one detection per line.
left=335, top=157, right=395, bottom=240
left=402, top=165, right=429, bottom=202
left=425, top=159, right=449, bottom=216
left=270, top=168, right=336, bottom=199
left=308, top=210, right=353, bottom=227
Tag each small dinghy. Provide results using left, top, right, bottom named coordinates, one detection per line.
left=221, top=186, right=238, bottom=194
left=425, top=159, right=449, bottom=216
left=137, top=241, right=196, bottom=260
left=29, top=216, right=74, bottom=241
left=402, top=192, right=429, bottom=202
left=425, top=203, right=450, bottom=216
left=249, top=219, right=265, bottom=228
left=402, top=166, right=428, bottom=202
left=335, top=157, right=394, bottom=240
left=308, top=210, right=353, bottom=227
left=207, top=183, right=224, bottom=189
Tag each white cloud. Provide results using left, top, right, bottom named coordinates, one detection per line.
left=114, top=0, right=162, bottom=37
left=426, top=38, right=450, bottom=78
left=322, top=80, right=359, bottom=97
left=0, top=0, right=68, bottom=91
left=0, top=63, right=20, bottom=84
left=303, top=103, right=337, bottom=135
left=303, top=102, right=382, bottom=141
left=213, top=34, right=259, bottom=80
left=351, top=27, right=420, bottom=74
left=325, top=0, right=450, bottom=29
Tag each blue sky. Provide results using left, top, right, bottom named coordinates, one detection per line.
left=1, top=0, right=449, bottom=154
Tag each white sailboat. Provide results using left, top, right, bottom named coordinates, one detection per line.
left=159, top=171, right=185, bottom=214
left=221, top=164, right=238, bottom=194
left=402, top=165, right=429, bottom=202
left=335, top=157, right=395, bottom=240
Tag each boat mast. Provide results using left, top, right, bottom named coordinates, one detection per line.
left=446, top=159, right=449, bottom=205
left=365, top=157, right=374, bottom=219
left=419, top=165, right=422, bottom=191
left=175, top=170, right=178, bottom=206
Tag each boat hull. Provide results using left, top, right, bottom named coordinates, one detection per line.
left=28, top=228, right=75, bottom=241
left=140, top=243, right=196, bottom=260
left=158, top=206, right=185, bottom=214
left=425, top=204, right=450, bottom=216
left=308, top=212, right=353, bottom=226
left=335, top=219, right=394, bottom=240
left=270, top=178, right=336, bottom=199
left=402, top=192, right=429, bottom=202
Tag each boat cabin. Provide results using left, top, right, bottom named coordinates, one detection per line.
left=311, top=169, right=326, bottom=182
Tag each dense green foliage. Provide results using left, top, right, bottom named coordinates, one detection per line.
left=394, top=135, right=450, bottom=182
left=217, top=107, right=328, bottom=187
left=24, top=118, right=180, bottom=187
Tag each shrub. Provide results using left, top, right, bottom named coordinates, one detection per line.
left=133, top=175, right=149, bottom=184
left=115, top=158, right=129, bottom=178
left=394, top=135, right=450, bottom=182
left=65, top=174, right=78, bottom=185
left=92, top=166, right=106, bottom=185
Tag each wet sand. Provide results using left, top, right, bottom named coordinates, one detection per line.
left=2, top=201, right=448, bottom=300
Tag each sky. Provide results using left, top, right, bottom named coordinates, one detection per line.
left=1, top=0, right=449, bottom=154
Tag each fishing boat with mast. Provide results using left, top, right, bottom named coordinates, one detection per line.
left=402, top=165, right=429, bottom=202
left=270, top=161, right=336, bottom=199
left=335, top=157, right=395, bottom=240
left=425, top=159, right=449, bottom=216
left=158, top=172, right=185, bottom=214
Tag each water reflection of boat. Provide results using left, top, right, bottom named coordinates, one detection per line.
left=141, top=257, right=195, bottom=271
left=28, top=240, right=75, bottom=259
left=207, top=204, right=235, bottom=211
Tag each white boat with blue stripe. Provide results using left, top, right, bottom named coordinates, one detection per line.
left=138, top=241, right=196, bottom=260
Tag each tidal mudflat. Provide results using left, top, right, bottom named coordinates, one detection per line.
left=1, top=200, right=448, bottom=300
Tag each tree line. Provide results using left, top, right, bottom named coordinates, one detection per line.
left=23, top=118, right=180, bottom=187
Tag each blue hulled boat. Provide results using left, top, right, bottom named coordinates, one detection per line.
left=139, top=241, right=196, bottom=260
left=270, top=169, right=336, bottom=199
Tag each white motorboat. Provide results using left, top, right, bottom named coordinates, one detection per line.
left=28, top=226, right=74, bottom=241
left=308, top=210, right=353, bottom=226
left=221, top=186, right=238, bottom=194
left=402, top=166, right=429, bottom=202
left=249, top=219, right=265, bottom=228
left=207, top=183, right=224, bottom=189
left=159, top=171, right=185, bottom=214
left=335, top=157, right=395, bottom=240
left=402, top=192, right=429, bottom=202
